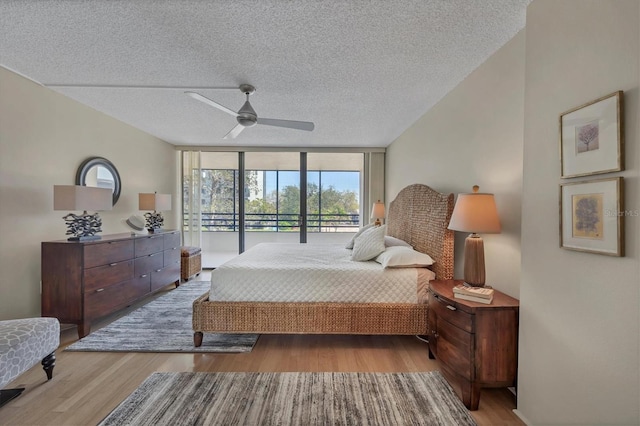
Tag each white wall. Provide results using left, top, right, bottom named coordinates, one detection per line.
left=0, top=67, right=178, bottom=320
left=519, top=1, right=639, bottom=424
left=386, top=31, right=525, bottom=298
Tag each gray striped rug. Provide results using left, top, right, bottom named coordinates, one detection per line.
left=99, top=371, right=477, bottom=425
left=65, top=281, right=258, bottom=353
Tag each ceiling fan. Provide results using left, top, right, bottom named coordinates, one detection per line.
left=185, top=84, right=315, bottom=139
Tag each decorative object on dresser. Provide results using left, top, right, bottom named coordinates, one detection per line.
left=560, top=176, right=624, bottom=256
left=139, top=192, right=171, bottom=232
left=447, top=185, right=501, bottom=287
left=560, top=90, right=624, bottom=178
left=41, top=230, right=181, bottom=338
left=428, top=279, right=519, bottom=410
left=75, top=156, right=122, bottom=205
left=370, top=199, right=385, bottom=225
left=53, top=185, right=113, bottom=241
left=124, top=214, right=148, bottom=235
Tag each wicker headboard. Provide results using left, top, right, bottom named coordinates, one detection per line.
left=386, top=184, right=455, bottom=280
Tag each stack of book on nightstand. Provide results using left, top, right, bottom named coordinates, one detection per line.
left=453, top=284, right=494, bottom=304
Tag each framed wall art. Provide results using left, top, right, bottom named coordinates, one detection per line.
left=560, top=91, right=624, bottom=178
left=560, top=177, right=624, bottom=256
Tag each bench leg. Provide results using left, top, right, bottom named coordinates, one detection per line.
left=194, top=332, right=203, bottom=347
left=0, top=388, right=25, bottom=408
left=42, top=351, right=56, bottom=380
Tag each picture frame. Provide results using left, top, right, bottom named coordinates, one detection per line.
left=560, top=177, right=624, bottom=256
left=560, top=91, right=624, bottom=178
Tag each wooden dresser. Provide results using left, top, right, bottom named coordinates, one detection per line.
left=42, top=230, right=181, bottom=338
left=428, top=279, right=519, bottom=410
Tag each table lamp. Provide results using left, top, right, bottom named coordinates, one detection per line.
left=371, top=200, right=385, bottom=226
left=139, top=192, right=171, bottom=232
left=447, top=185, right=501, bottom=287
left=54, top=185, right=113, bottom=241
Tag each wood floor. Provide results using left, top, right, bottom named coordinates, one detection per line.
left=1, top=278, right=524, bottom=425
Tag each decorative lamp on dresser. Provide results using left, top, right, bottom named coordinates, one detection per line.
left=428, top=279, right=519, bottom=410
left=41, top=230, right=181, bottom=338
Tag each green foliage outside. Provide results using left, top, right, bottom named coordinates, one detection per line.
left=184, top=170, right=359, bottom=232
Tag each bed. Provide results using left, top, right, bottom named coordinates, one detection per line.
left=193, top=184, right=454, bottom=345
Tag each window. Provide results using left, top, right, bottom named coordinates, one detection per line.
left=197, top=169, right=359, bottom=232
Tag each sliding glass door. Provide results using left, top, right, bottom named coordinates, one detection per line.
left=183, top=150, right=369, bottom=267
left=244, top=152, right=301, bottom=250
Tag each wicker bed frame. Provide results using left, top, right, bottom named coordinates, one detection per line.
left=193, top=184, right=454, bottom=345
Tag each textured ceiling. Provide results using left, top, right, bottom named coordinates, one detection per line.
left=0, top=1, right=530, bottom=148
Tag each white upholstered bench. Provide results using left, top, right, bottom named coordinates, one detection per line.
left=0, top=317, right=60, bottom=407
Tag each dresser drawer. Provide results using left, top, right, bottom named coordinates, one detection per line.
left=163, top=231, right=181, bottom=249
left=151, top=264, right=180, bottom=292
left=437, top=318, right=473, bottom=380
left=135, top=235, right=165, bottom=257
left=84, top=240, right=134, bottom=269
left=84, top=260, right=134, bottom=292
left=429, top=291, right=473, bottom=333
left=134, top=252, right=164, bottom=276
left=84, top=278, right=149, bottom=319
left=163, top=247, right=180, bottom=267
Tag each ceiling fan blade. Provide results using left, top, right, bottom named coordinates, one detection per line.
left=256, top=118, right=315, bottom=132
left=185, top=91, right=238, bottom=117
left=223, top=124, right=246, bottom=139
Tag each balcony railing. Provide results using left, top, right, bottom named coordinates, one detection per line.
left=184, top=212, right=359, bottom=232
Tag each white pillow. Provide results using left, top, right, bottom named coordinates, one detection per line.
left=345, top=223, right=375, bottom=249
left=384, top=235, right=412, bottom=248
left=375, top=246, right=435, bottom=268
left=351, top=225, right=387, bottom=261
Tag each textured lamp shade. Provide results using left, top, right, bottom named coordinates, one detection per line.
left=448, top=186, right=501, bottom=287
left=53, top=185, right=113, bottom=211
left=139, top=193, right=172, bottom=211
left=371, top=200, right=385, bottom=226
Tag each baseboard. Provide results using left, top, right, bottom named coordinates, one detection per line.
left=512, top=409, right=532, bottom=425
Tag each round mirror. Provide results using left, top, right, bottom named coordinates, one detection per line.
left=75, top=157, right=121, bottom=205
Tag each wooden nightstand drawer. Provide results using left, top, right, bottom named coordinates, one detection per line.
left=436, top=318, right=473, bottom=380
left=429, top=290, right=473, bottom=333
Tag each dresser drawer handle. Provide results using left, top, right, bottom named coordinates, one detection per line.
left=109, top=262, right=118, bottom=266
left=149, top=253, right=158, bottom=257
left=95, top=288, right=104, bottom=293
left=172, top=247, right=177, bottom=250
left=140, top=274, right=148, bottom=278
left=155, top=269, right=162, bottom=272
left=446, top=305, right=457, bottom=311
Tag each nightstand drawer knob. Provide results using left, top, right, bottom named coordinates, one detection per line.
left=446, top=305, right=457, bottom=311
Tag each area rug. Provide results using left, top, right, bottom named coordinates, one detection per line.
left=65, top=281, right=258, bottom=353
left=98, top=371, right=477, bottom=425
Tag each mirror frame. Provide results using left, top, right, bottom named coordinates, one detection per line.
left=75, top=157, right=122, bottom=205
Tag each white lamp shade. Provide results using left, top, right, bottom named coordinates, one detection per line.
left=53, top=185, right=112, bottom=211
left=448, top=192, right=501, bottom=234
left=371, top=200, right=385, bottom=220
left=139, top=193, right=172, bottom=211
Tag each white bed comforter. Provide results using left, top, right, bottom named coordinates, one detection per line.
left=210, top=243, right=434, bottom=303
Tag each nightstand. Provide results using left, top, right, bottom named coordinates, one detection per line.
left=428, top=279, right=519, bottom=410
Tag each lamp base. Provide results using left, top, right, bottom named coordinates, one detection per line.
left=463, top=233, right=486, bottom=287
